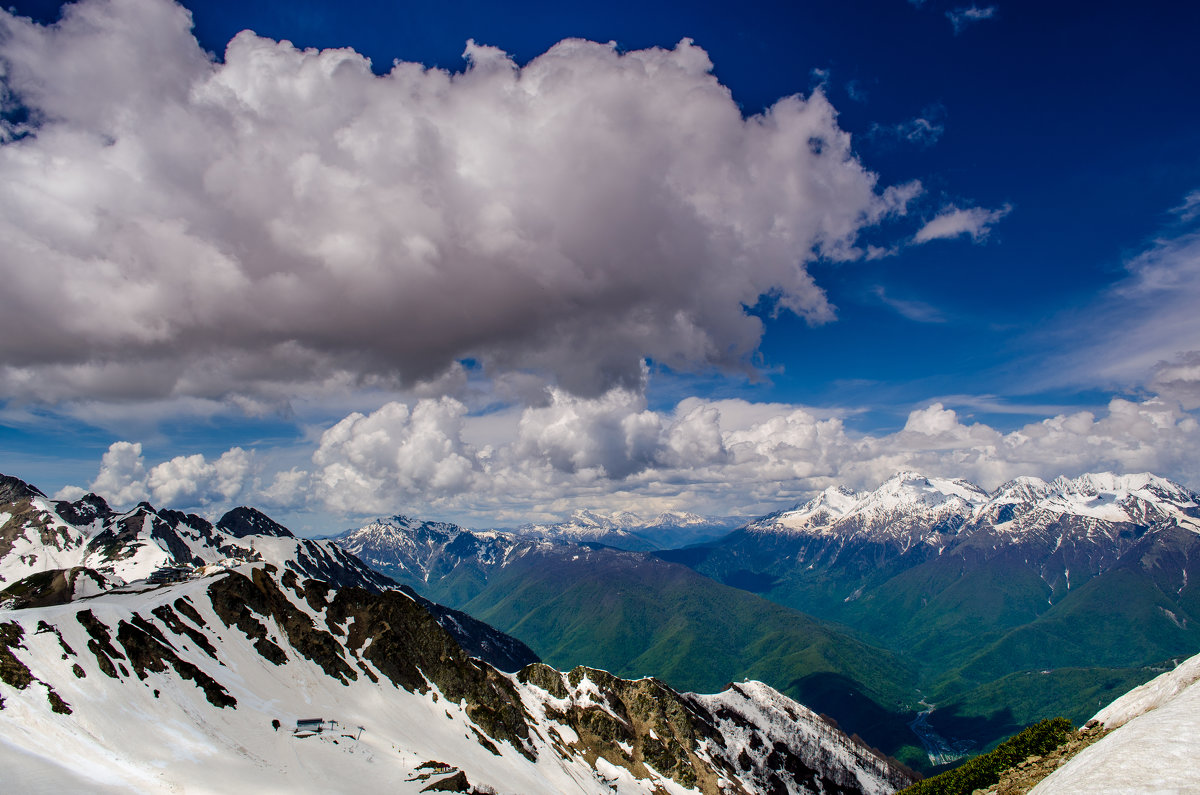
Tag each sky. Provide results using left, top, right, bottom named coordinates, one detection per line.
left=1, top=0, right=1199, bottom=533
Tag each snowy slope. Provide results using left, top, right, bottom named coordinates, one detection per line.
left=0, top=564, right=914, bottom=794
left=973, top=471, right=1200, bottom=541
left=0, top=475, right=392, bottom=593
left=1029, top=651, right=1200, bottom=794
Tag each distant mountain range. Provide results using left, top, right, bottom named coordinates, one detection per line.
left=334, top=469, right=1200, bottom=771
left=500, top=509, right=745, bottom=551
left=665, top=471, right=1200, bottom=754
left=334, top=514, right=922, bottom=763
left=0, top=471, right=915, bottom=794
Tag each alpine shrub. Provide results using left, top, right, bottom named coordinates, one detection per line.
left=898, top=717, right=1075, bottom=795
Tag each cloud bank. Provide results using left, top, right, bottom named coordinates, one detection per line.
left=0, top=0, right=916, bottom=404
left=67, top=391, right=1200, bottom=524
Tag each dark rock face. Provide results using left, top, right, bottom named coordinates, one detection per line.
left=217, top=507, right=294, bottom=539
left=0, top=568, right=108, bottom=610
left=0, top=620, right=72, bottom=714
left=209, top=567, right=351, bottom=679
left=54, top=493, right=112, bottom=526
left=400, top=585, right=539, bottom=673
left=419, top=770, right=470, bottom=792
left=0, top=474, right=45, bottom=504
left=73, top=607, right=235, bottom=708
left=115, top=615, right=237, bottom=708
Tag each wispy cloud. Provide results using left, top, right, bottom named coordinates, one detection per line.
left=947, top=5, right=998, bottom=34
left=872, top=286, right=946, bottom=323
left=870, top=106, right=946, bottom=148
left=1022, top=189, right=1200, bottom=399
left=1172, top=189, right=1200, bottom=223
left=913, top=203, right=1012, bottom=244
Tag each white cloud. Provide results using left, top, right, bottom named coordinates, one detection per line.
left=872, top=285, right=946, bottom=323
left=64, top=391, right=1200, bottom=526
left=913, top=203, right=1011, bottom=244
left=946, top=5, right=998, bottom=34
left=78, top=442, right=257, bottom=509
left=1172, top=190, right=1200, bottom=223
left=1039, top=226, right=1200, bottom=393
left=89, top=441, right=149, bottom=506
left=1149, top=352, right=1200, bottom=410
left=0, top=0, right=914, bottom=404
left=311, top=398, right=480, bottom=514
left=144, top=447, right=252, bottom=506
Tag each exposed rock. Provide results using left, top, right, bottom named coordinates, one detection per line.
left=420, top=770, right=470, bottom=792
left=218, top=507, right=294, bottom=539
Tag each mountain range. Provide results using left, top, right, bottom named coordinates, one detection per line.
left=335, top=513, right=923, bottom=764
left=335, top=469, right=1200, bottom=771
left=665, top=472, right=1200, bottom=740
left=500, top=509, right=745, bottom=552
left=4, top=465, right=1199, bottom=789
left=0, top=471, right=916, bottom=793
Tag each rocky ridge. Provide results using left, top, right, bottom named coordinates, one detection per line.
left=0, top=560, right=916, bottom=794
left=0, top=473, right=531, bottom=674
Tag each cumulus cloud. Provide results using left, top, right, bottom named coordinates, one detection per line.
left=144, top=447, right=252, bottom=506
left=913, top=203, right=1011, bottom=244
left=0, top=0, right=915, bottom=404
left=67, top=390, right=1200, bottom=524
left=946, top=5, right=997, bottom=34
left=88, top=441, right=149, bottom=506
left=73, top=441, right=257, bottom=509
left=311, top=397, right=479, bottom=513
left=1149, top=352, right=1200, bottom=410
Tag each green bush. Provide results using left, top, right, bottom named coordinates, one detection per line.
left=898, top=717, right=1074, bottom=795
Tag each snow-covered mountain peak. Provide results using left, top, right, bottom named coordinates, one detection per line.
left=988, top=476, right=1053, bottom=505
left=648, top=510, right=709, bottom=527
left=973, top=471, right=1200, bottom=538
left=565, top=508, right=629, bottom=529
left=1051, top=471, right=1196, bottom=505
left=869, top=471, right=988, bottom=508
left=757, top=485, right=859, bottom=533
left=0, top=476, right=394, bottom=595
left=749, top=473, right=985, bottom=549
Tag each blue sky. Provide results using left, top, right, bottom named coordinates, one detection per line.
left=2, top=0, right=1199, bottom=532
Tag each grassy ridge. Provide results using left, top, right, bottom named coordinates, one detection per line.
left=898, top=717, right=1074, bottom=795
